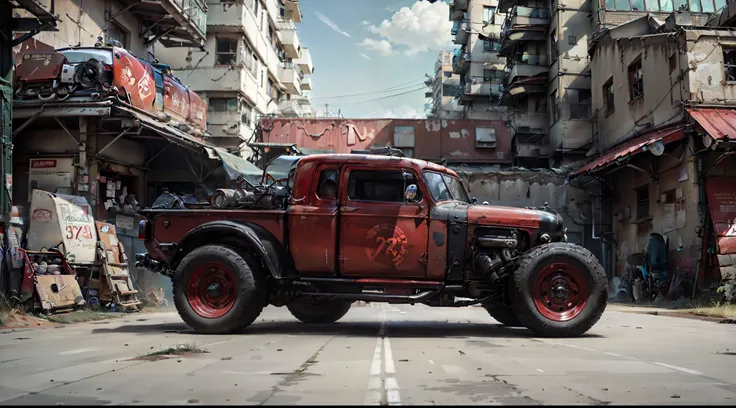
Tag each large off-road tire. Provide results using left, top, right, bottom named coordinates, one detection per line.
left=287, top=298, right=352, bottom=324
left=483, top=304, right=521, bottom=327
left=511, top=242, right=607, bottom=338
left=173, top=245, right=266, bottom=334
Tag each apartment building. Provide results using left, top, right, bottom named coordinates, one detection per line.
left=428, top=51, right=463, bottom=119
left=567, top=12, right=736, bottom=296
left=449, top=0, right=507, bottom=120
left=156, top=0, right=314, bottom=157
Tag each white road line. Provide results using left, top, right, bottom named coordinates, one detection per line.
left=370, top=341, right=382, bottom=376
left=387, top=390, right=401, bottom=406
left=384, top=338, right=396, bottom=374
left=385, top=377, right=400, bottom=390
left=536, top=368, right=544, bottom=373
left=604, top=352, right=622, bottom=357
left=564, top=344, right=597, bottom=352
left=653, top=362, right=704, bottom=376
left=624, top=356, right=638, bottom=361
left=60, top=347, right=99, bottom=355
left=428, top=359, right=435, bottom=365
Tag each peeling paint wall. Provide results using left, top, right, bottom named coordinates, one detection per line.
left=259, top=118, right=513, bottom=164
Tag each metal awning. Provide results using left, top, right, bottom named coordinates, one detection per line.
left=499, top=75, right=546, bottom=105
left=112, top=104, right=207, bottom=152
left=205, top=147, right=263, bottom=186
left=687, top=107, right=736, bottom=143
left=569, top=126, right=686, bottom=179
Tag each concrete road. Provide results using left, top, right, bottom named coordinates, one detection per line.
left=0, top=303, right=734, bottom=405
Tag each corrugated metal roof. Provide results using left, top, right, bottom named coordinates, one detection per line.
left=569, top=126, right=686, bottom=178
left=687, top=107, right=736, bottom=142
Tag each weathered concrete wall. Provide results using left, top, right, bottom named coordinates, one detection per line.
left=591, top=32, right=687, bottom=151
left=259, top=118, right=514, bottom=164
left=451, top=166, right=593, bottom=248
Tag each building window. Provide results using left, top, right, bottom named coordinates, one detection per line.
left=628, top=57, right=643, bottom=100
left=516, top=95, right=529, bottom=113
left=567, top=89, right=591, bottom=120
left=476, top=127, right=497, bottom=149
left=568, top=35, right=577, bottom=45
left=550, top=30, right=558, bottom=62
left=348, top=170, right=420, bottom=203
left=551, top=90, right=560, bottom=123
left=483, top=69, right=503, bottom=83
left=724, top=48, right=736, bottom=81
left=535, top=96, right=547, bottom=113
left=604, top=78, right=614, bottom=114
left=442, top=83, right=460, bottom=97
left=241, top=100, right=253, bottom=126
left=215, top=38, right=238, bottom=65
left=243, top=42, right=257, bottom=75
left=316, top=170, right=339, bottom=201
left=483, top=39, right=500, bottom=52
left=209, top=97, right=238, bottom=112
left=443, top=71, right=453, bottom=78
left=107, top=21, right=128, bottom=48
left=636, top=185, right=650, bottom=220
left=483, top=6, right=496, bottom=23
left=605, top=0, right=721, bottom=11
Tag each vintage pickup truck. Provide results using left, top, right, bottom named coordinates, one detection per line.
left=136, top=153, right=607, bottom=337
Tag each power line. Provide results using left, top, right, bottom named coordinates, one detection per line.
left=331, top=86, right=427, bottom=107
left=310, top=77, right=427, bottom=100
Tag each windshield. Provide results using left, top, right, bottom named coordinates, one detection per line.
left=424, top=171, right=471, bottom=203
left=59, top=49, right=113, bottom=65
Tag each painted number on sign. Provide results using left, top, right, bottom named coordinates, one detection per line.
left=65, top=225, right=93, bottom=240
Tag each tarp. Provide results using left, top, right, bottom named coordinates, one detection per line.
left=205, top=147, right=263, bottom=186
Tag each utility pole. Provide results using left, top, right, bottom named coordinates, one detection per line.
left=0, top=0, right=57, bottom=295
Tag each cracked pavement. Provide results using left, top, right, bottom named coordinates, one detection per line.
left=0, top=303, right=734, bottom=405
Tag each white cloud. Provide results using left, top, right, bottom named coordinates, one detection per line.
left=315, top=12, right=352, bottom=38
left=361, top=1, right=453, bottom=56
left=359, top=53, right=372, bottom=60
left=360, top=20, right=371, bottom=26
left=375, top=106, right=427, bottom=119
left=359, top=38, right=398, bottom=56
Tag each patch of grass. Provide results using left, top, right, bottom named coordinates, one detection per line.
left=684, top=301, right=736, bottom=318
left=144, top=343, right=208, bottom=357
left=42, top=310, right=124, bottom=324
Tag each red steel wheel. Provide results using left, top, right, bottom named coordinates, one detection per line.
left=186, top=261, right=237, bottom=319
left=532, top=262, right=589, bottom=322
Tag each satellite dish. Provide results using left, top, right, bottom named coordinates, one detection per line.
left=703, top=134, right=714, bottom=148
left=648, top=140, right=665, bottom=156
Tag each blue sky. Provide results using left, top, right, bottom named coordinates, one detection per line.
left=296, top=0, right=454, bottom=118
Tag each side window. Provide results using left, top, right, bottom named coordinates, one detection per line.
left=348, top=170, right=421, bottom=203
left=316, top=169, right=338, bottom=200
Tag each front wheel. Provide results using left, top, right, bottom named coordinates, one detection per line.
left=287, top=298, right=352, bottom=324
left=511, top=242, right=607, bottom=338
left=173, top=245, right=266, bottom=334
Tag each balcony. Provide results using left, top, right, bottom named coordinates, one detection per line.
left=206, top=0, right=244, bottom=32
left=459, top=82, right=491, bottom=103
left=174, top=66, right=245, bottom=93
left=449, top=0, right=468, bottom=21
left=499, top=74, right=546, bottom=106
left=207, top=110, right=249, bottom=139
left=498, top=7, right=549, bottom=56
left=505, top=54, right=549, bottom=84
left=122, top=0, right=207, bottom=49
left=452, top=20, right=469, bottom=45
left=277, top=17, right=301, bottom=59
left=452, top=49, right=470, bottom=74
left=278, top=99, right=304, bottom=117
left=284, top=0, right=302, bottom=23
left=279, top=63, right=302, bottom=95
left=296, top=47, right=313, bottom=74
left=301, top=76, right=312, bottom=91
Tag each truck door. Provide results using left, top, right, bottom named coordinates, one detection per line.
left=287, top=164, right=340, bottom=275
left=337, top=167, right=429, bottom=278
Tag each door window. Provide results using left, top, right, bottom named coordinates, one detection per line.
left=316, top=169, right=338, bottom=200
left=347, top=170, right=421, bottom=203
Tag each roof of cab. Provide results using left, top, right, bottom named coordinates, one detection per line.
left=295, top=154, right=459, bottom=178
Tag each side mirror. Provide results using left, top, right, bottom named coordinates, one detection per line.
left=405, top=184, right=418, bottom=202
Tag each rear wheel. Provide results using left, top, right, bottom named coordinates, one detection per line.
left=287, top=298, right=352, bottom=324
left=173, top=245, right=266, bottom=334
left=512, top=242, right=607, bottom=338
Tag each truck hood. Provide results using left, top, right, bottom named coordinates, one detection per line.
left=430, top=201, right=561, bottom=230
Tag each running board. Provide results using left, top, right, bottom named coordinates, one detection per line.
left=299, top=290, right=439, bottom=303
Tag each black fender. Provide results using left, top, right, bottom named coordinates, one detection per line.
left=169, top=220, right=296, bottom=279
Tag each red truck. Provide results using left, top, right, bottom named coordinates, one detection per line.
left=136, top=154, right=607, bottom=337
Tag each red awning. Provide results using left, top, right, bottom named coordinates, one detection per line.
left=687, top=107, right=736, bottom=141
left=569, top=126, right=686, bottom=178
